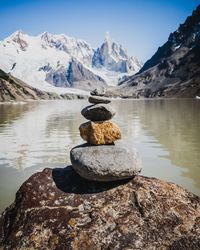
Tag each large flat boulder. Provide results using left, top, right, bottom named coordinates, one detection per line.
left=0, top=167, right=200, bottom=249
left=70, top=143, right=142, bottom=181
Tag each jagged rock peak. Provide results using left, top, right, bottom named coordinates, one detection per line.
left=5, top=30, right=29, bottom=51
left=105, top=31, right=112, bottom=44
left=7, top=29, right=27, bottom=39
left=92, top=32, right=142, bottom=73
left=0, top=30, right=142, bottom=91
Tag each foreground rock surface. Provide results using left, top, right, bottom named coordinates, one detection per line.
left=81, top=104, right=116, bottom=121
left=70, top=143, right=141, bottom=181
left=79, top=121, right=121, bottom=145
left=0, top=167, right=200, bottom=249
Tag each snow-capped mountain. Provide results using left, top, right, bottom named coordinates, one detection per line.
left=0, top=30, right=142, bottom=92
left=93, top=32, right=142, bottom=73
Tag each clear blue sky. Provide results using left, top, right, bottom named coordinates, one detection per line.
left=0, top=0, right=199, bottom=61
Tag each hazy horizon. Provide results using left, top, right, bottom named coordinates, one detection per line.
left=0, top=0, right=199, bottom=62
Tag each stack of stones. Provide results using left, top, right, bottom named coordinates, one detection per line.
left=70, top=94, right=142, bottom=181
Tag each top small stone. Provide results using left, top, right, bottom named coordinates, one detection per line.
left=88, top=96, right=111, bottom=104
left=90, top=88, right=105, bottom=96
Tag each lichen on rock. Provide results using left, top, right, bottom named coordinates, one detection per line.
left=79, top=121, right=121, bottom=145
left=0, top=167, right=200, bottom=249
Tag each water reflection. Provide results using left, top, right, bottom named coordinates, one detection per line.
left=112, top=99, right=200, bottom=193
left=0, top=99, right=199, bottom=212
left=0, top=103, right=31, bottom=125
left=0, top=101, right=87, bottom=170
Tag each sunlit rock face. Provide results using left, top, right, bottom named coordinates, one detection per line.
left=0, top=167, right=200, bottom=249
left=92, top=32, right=142, bottom=73
left=45, top=59, right=106, bottom=91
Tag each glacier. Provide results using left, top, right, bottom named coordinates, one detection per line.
left=0, top=30, right=142, bottom=94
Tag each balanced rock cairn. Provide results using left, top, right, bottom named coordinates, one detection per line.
left=70, top=92, right=142, bottom=181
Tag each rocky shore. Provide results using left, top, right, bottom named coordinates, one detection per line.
left=0, top=167, right=200, bottom=249
left=0, top=69, right=87, bottom=102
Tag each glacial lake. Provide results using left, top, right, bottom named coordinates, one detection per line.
left=0, top=99, right=200, bottom=213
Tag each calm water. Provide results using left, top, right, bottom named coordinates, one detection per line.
left=0, top=99, right=200, bottom=212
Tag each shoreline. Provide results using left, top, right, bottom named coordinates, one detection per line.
left=0, top=96, right=199, bottom=104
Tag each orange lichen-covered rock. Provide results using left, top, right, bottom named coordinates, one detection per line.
left=79, top=121, right=121, bottom=145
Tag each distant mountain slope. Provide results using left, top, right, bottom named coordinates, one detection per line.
left=117, top=5, right=200, bottom=98
left=45, top=59, right=106, bottom=91
left=0, top=31, right=142, bottom=92
left=0, top=69, right=86, bottom=102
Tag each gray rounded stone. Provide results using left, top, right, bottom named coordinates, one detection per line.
left=88, top=96, right=111, bottom=104
left=70, top=143, right=142, bottom=181
left=81, top=104, right=115, bottom=121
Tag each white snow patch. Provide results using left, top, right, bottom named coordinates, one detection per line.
left=0, top=30, right=142, bottom=92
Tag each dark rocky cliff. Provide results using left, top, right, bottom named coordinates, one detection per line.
left=139, top=5, right=200, bottom=73
left=117, top=5, right=200, bottom=98
left=0, top=167, right=200, bottom=249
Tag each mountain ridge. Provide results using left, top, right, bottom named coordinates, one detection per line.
left=116, top=5, right=200, bottom=98
left=0, top=31, right=142, bottom=92
left=139, top=5, right=200, bottom=74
